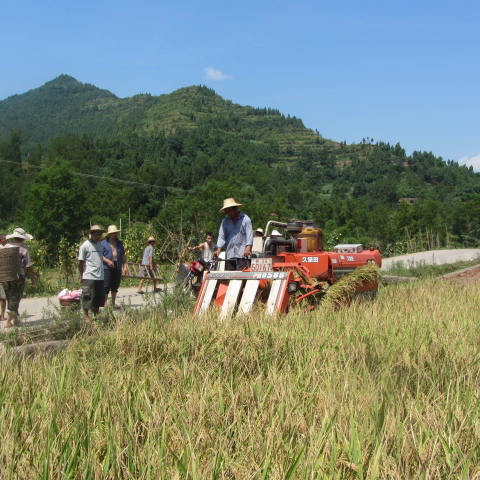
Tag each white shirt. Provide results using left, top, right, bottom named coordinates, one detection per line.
left=201, top=242, right=214, bottom=262
left=252, top=236, right=264, bottom=255
left=78, top=240, right=104, bottom=280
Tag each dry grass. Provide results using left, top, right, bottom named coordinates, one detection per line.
left=0, top=279, right=479, bottom=479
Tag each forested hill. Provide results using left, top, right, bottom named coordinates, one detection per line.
left=0, top=75, right=479, bottom=256
left=0, top=74, right=318, bottom=155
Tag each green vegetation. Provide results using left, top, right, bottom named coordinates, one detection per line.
left=0, top=75, right=479, bottom=259
left=0, top=280, right=479, bottom=478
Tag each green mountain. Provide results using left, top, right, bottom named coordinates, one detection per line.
left=0, top=74, right=324, bottom=156
left=0, top=75, right=479, bottom=254
left=0, top=75, right=115, bottom=146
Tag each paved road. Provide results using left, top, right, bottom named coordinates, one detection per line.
left=381, top=249, right=480, bottom=270
left=1, top=286, right=169, bottom=331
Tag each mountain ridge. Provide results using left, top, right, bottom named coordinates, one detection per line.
left=0, top=75, right=321, bottom=154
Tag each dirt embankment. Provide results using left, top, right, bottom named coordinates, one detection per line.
left=441, top=264, right=480, bottom=283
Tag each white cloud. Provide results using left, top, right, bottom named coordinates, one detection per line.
left=204, top=67, right=231, bottom=81
left=459, top=153, right=480, bottom=172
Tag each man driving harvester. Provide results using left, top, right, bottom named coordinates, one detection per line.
left=214, top=198, right=253, bottom=271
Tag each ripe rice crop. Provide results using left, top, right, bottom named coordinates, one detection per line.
left=0, top=278, right=479, bottom=479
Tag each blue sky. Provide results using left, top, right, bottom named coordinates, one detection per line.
left=2, top=0, right=479, bottom=170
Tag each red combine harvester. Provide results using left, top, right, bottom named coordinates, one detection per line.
left=194, top=220, right=381, bottom=317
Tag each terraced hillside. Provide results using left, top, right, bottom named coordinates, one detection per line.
left=0, top=75, right=329, bottom=158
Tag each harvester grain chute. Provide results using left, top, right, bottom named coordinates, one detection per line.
left=194, top=220, right=381, bottom=317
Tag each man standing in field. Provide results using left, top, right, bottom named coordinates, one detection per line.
left=102, top=224, right=128, bottom=308
left=78, top=225, right=105, bottom=323
left=214, top=198, right=253, bottom=271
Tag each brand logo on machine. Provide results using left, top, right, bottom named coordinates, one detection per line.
left=253, top=272, right=285, bottom=280
left=302, top=256, right=319, bottom=263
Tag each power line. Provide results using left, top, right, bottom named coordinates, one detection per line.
left=0, top=158, right=171, bottom=191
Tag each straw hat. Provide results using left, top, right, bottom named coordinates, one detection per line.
left=219, top=197, right=243, bottom=213
left=89, top=225, right=104, bottom=233
left=147, top=236, right=156, bottom=243
left=255, top=228, right=264, bottom=234
left=6, top=227, right=33, bottom=241
left=106, top=225, right=121, bottom=236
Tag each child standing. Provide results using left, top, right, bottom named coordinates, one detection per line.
left=137, top=236, right=161, bottom=294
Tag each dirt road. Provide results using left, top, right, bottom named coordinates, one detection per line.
left=441, top=264, right=480, bottom=283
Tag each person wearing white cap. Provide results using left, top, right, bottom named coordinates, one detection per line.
left=3, top=228, right=35, bottom=328
left=214, top=198, right=253, bottom=271
left=252, top=228, right=265, bottom=256
left=8, top=227, right=33, bottom=241
left=78, top=225, right=105, bottom=322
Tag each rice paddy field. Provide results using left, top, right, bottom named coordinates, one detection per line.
left=1, top=277, right=479, bottom=479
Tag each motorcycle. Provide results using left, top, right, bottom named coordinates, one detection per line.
left=177, top=257, right=218, bottom=297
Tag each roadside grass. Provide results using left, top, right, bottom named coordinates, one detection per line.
left=384, top=257, right=480, bottom=278
left=0, top=279, right=193, bottom=348
left=0, top=279, right=479, bottom=478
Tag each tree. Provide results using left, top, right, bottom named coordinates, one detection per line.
left=0, top=130, right=23, bottom=222
left=23, top=159, right=89, bottom=253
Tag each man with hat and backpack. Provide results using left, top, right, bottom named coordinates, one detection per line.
left=214, top=198, right=253, bottom=271
left=2, top=228, right=35, bottom=328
